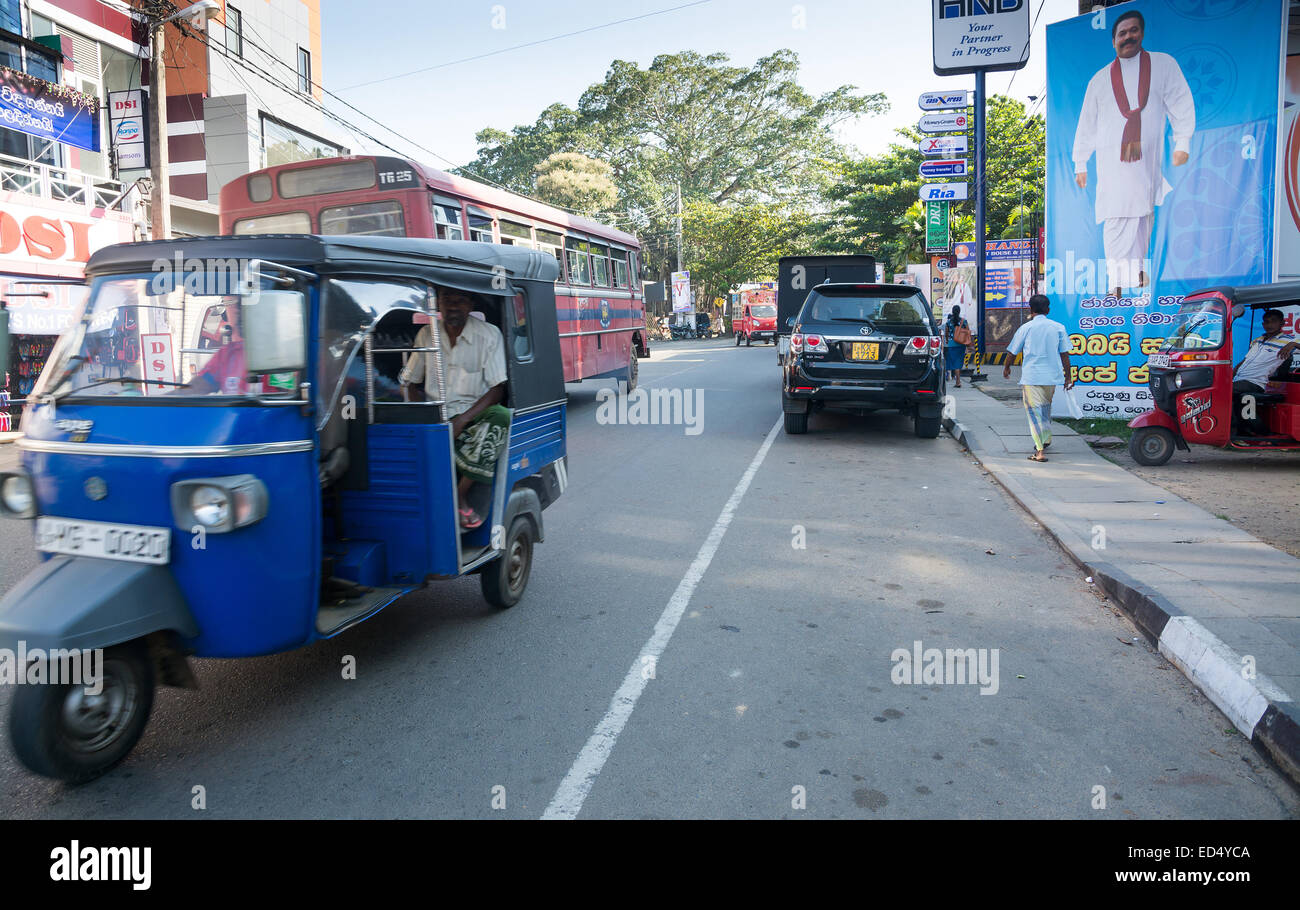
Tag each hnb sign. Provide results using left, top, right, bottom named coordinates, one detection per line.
left=932, top=0, right=1030, bottom=77
left=937, top=0, right=1023, bottom=17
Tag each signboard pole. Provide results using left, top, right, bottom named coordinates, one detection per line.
left=972, top=70, right=986, bottom=383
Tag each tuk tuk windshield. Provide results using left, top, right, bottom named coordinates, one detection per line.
left=35, top=273, right=306, bottom=400
left=1162, top=299, right=1226, bottom=352
left=750, top=305, right=776, bottom=318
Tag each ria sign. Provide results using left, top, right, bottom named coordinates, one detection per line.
left=920, top=182, right=969, bottom=202
left=932, top=0, right=1031, bottom=77
left=920, top=135, right=969, bottom=157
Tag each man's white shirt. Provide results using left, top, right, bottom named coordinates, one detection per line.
left=1073, top=50, right=1195, bottom=223
left=1236, top=332, right=1298, bottom=388
left=400, top=314, right=507, bottom=417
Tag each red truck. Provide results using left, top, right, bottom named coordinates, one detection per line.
left=735, top=299, right=778, bottom=346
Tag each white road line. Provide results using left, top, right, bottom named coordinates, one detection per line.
left=542, top=414, right=785, bottom=820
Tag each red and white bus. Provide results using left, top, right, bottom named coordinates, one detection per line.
left=219, top=155, right=648, bottom=386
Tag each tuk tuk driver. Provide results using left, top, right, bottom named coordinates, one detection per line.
left=190, top=300, right=247, bottom=395
left=400, top=288, right=509, bottom=530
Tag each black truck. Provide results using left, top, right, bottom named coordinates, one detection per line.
left=776, top=255, right=877, bottom=364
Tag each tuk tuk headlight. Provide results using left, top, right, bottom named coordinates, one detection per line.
left=171, top=475, right=267, bottom=534
left=0, top=473, right=36, bottom=519
left=1174, top=372, right=1184, bottom=389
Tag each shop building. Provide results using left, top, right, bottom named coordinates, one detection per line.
left=1, top=0, right=346, bottom=430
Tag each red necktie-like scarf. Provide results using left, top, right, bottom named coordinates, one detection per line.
left=1110, top=51, right=1150, bottom=163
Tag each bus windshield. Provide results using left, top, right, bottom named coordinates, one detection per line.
left=35, top=273, right=304, bottom=401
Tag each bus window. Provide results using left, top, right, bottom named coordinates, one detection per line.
left=248, top=174, right=272, bottom=203
left=590, top=243, right=610, bottom=287
left=612, top=251, right=629, bottom=288
left=536, top=229, right=564, bottom=276
left=321, top=200, right=405, bottom=236
left=468, top=209, right=494, bottom=243
left=233, top=212, right=311, bottom=235
left=278, top=159, right=376, bottom=198
left=434, top=202, right=463, bottom=240
left=499, top=221, right=533, bottom=248
left=565, top=237, right=591, bottom=285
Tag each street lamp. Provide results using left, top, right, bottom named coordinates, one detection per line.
left=148, top=0, right=221, bottom=240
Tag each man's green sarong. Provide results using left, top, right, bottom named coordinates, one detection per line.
left=454, top=404, right=511, bottom=483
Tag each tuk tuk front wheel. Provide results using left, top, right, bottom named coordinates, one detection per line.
left=9, top=640, right=154, bottom=783
left=481, top=515, right=535, bottom=609
left=1130, top=426, right=1176, bottom=466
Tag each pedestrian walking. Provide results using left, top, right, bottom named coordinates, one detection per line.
left=1004, top=294, right=1074, bottom=462
left=944, top=304, right=971, bottom=388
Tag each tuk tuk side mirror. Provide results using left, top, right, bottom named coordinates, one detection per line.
left=243, top=290, right=307, bottom=375
left=1231, top=303, right=1246, bottom=320
left=0, top=305, right=8, bottom=381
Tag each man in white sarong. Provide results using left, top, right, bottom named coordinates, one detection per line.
left=1072, top=10, right=1195, bottom=297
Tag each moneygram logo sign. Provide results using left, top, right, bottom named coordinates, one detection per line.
left=932, top=0, right=1030, bottom=77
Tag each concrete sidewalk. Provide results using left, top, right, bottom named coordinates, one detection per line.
left=945, top=381, right=1300, bottom=785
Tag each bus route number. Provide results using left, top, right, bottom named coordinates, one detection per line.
left=379, top=169, right=414, bottom=185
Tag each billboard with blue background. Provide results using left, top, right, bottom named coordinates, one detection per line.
left=1045, top=0, right=1285, bottom=418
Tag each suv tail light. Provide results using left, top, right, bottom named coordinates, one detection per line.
left=928, top=336, right=942, bottom=356
left=791, top=333, right=803, bottom=353
left=804, top=334, right=828, bottom=353
left=903, top=336, right=929, bottom=356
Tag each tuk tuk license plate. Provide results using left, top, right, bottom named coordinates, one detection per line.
left=1147, top=353, right=1171, bottom=369
left=850, top=342, right=880, bottom=362
left=35, top=518, right=170, bottom=565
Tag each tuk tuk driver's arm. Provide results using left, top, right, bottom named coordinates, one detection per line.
left=451, top=384, right=505, bottom=437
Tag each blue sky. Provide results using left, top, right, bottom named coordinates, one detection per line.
left=322, top=0, right=1079, bottom=170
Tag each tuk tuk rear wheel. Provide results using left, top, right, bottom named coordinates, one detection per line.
left=481, top=515, right=535, bottom=609
left=1130, top=426, right=1176, bottom=466
left=9, top=640, right=154, bottom=783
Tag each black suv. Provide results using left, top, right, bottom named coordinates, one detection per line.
left=781, top=283, right=945, bottom=437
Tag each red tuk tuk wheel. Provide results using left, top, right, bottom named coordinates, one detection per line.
left=1130, top=426, right=1176, bottom=467
left=9, top=640, right=154, bottom=783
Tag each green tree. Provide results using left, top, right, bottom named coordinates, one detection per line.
left=682, top=200, right=811, bottom=315
left=534, top=153, right=619, bottom=216
left=818, top=95, right=1043, bottom=268
left=461, top=50, right=886, bottom=280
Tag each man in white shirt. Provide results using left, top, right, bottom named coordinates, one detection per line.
left=1073, top=10, right=1195, bottom=297
left=1233, top=308, right=1299, bottom=433
left=1004, top=295, right=1075, bottom=462
left=400, top=288, right=509, bottom=529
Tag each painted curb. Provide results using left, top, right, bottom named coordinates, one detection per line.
left=944, top=414, right=1300, bottom=788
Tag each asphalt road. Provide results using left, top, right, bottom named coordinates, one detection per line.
left=0, top=340, right=1296, bottom=818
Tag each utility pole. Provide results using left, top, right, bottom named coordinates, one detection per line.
left=674, top=182, right=683, bottom=273
left=145, top=2, right=221, bottom=241
left=972, top=70, right=987, bottom=383
left=147, top=17, right=169, bottom=241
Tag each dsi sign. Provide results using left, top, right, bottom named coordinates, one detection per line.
left=932, top=0, right=1030, bottom=76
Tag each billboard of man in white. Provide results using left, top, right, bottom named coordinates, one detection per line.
left=1072, top=10, right=1195, bottom=297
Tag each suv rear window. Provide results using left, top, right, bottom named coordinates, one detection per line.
left=801, top=289, right=931, bottom=332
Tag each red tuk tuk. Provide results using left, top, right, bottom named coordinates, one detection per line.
left=1128, top=282, right=1300, bottom=466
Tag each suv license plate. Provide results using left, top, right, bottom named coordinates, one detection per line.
left=850, top=342, right=879, bottom=361
left=1147, top=353, right=1171, bottom=369
left=35, top=518, right=171, bottom=565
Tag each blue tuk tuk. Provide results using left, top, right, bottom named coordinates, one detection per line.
left=0, top=235, right=569, bottom=781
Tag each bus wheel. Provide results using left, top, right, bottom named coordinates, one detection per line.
left=621, top=345, right=639, bottom=392
left=1130, top=426, right=1175, bottom=466
left=735, top=332, right=741, bottom=347
left=9, top=641, right=154, bottom=783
